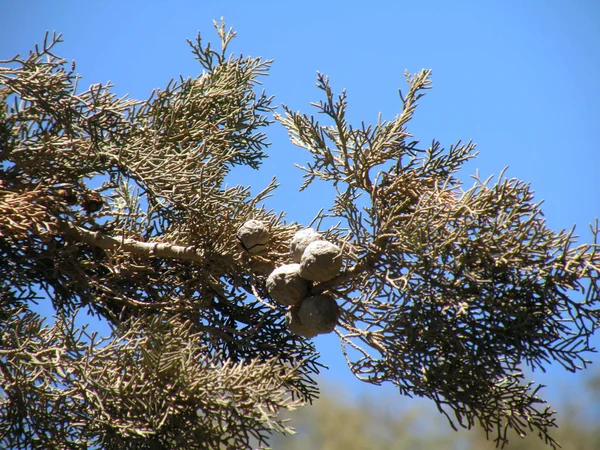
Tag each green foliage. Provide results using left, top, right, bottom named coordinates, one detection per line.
left=272, top=385, right=453, bottom=450
left=1, top=23, right=320, bottom=449
left=276, top=69, right=600, bottom=448
left=273, top=380, right=600, bottom=450
left=0, top=301, right=307, bottom=449
left=1, top=20, right=599, bottom=449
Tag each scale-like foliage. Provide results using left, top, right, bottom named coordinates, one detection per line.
left=1, top=23, right=320, bottom=449
left=1, top=20, right=599, bottom=449
left=276, top=71, right=600, bottom=448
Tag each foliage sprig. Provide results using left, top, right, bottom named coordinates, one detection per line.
left=1, top=24, right=320, bottom=449
left=276, top=70, right=600, bottom=448
left=1, top=21, right=599, bottom=449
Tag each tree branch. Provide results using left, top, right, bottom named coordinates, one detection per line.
left=59, top=220, right=233, bottom=266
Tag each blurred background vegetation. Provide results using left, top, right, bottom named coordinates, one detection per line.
left=271, top=370, right=600, bottom=450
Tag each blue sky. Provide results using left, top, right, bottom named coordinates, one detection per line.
left=3, top=0, right=600, bottom=425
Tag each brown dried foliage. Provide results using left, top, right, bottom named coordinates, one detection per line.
left=0, top=184, right=59, bottom=239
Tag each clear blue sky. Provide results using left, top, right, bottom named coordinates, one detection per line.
left=3, top=0, right=600, bottom=424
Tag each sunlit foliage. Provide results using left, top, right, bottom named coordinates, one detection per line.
left=1, top=21, right=599, bottom=449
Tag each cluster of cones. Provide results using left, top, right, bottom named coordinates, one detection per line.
left=237, top=223, right=342, bottom=338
